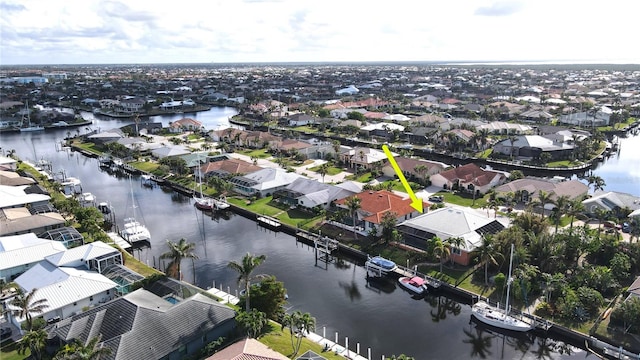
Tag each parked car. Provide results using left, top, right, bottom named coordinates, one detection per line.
left=622, top=222, right=631, bottom=233
left=0, top=327, right=12, bottom=341
left=603, top=221, right=621, bottom=230
left=429, top=195, right=444, bottom=203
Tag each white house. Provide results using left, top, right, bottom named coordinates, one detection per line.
left=8, top=261, right=117, bottom=329
left=0, top=234, right=66, bottom=283
left=336, top=85, right=359, bottom=96
left=231, top=168, right=303, bottom=197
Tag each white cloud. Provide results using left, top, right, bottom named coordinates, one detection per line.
left=1, top=0, right=639, bottom=64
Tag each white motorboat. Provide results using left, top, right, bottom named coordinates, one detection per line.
left=398, top=276, right=427, bottom=295
left=471, top=244, right=533, bottom=332
left=120, top=176, right=151, bottom=244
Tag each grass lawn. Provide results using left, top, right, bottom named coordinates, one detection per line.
left=259, top=322, right=344, bottom=360
left=546, top=160, right=583, bottom=168
left=72, top=141, right=102, bottom=155
left=380, top=179, right=421, bottom=193
left=0, top=340, right=28, bottom=360
left=292, top=126, right=319, bottom=133
left=476, top=149, right=493, bottom=159
left=228, top=196, right=281, bottom=217
left=121, top=249, right=163, bottom=277
left=345, top=172, right=374, bottom=183
left=435, top=191, right=488, bottom=209
left=425, top=266, right=497, bottom=298
left=129, top=161, right=159, bottom=173
left=308, top=165, right=343, bottom=176
left=238, top=149, right=271, bottom=159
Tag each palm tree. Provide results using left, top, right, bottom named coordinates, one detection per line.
left=587, top=174, right=606, bottom=194
left=536, top=190, right=552, bottom=219
left=344, top=196, right=362, bottom=239
left=431, top=236, right=450, bottom=273
left=281, top=311, right=316, bottom=357
left=228, top=253, right=266, bottom=311
left=318, top=162, right=330, bottom=183
left=462, top=326, right=494, bottom=359
left=18, top=329, right=47, bottom=360
left=8, top=288, right=49, bottom=331
left=159, top=238, right=198, bottom=280
left=54, top=334, right=111, bottom=360
left=446, top=237, right=465, bottom=266
left=508, top=135, right=518, bottom=161
left=474, top=235, right=501, bottom=285
left=413, top=164, right=428, bottom=185
left=566, top=198, right=585, bottom=235
left=551, top=195, right=570, bottom=234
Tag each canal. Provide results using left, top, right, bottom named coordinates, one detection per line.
left=3, top=107, right=631, bottom=359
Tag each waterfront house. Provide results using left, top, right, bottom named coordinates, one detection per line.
left=494, top=177, right=588, bottom=208
left=0, top=234, right=67, bottom=283
left=0, top=156, right=18, bottom=171
left=44, top=241, right=123, bottom=274
left=360, top=122, right=405, bottom=140
left=206, top=338, right=289, bottom=360
left=118, top=97, right=145, bottom=114
left=397, top=207, right=507, bottom=265
left=87, top=128, right=125, bottom=145
left=46, top=289, right=236, bottom=360
left=7, top=261, right=117, bottom=328
left=169, top=117, right=203, bottom=133
left=429, top=163, right=506, bottom=195
left=381, top=157, right=447, bottom=182
left=492, top=135, right=574, bottom=160
left=198, top=158, right=262, bottom=179
left=150, top=145, right=191, bottom=159
left=0, top=207, right=65, bottom=237
left=288, top=113, right=317, bottom=126
left=0, top=170, right=36, bottom=186
left=476, top=121, right=533, bottom=135
left=582, top=191, right=640, bottom=217
left=273, top=178, right=357, bottom=211
left=231, top=168, right=303, bottom=197
left=334, top=190, right=424, bottom=236
left=38, top=227, right=85, bottom=248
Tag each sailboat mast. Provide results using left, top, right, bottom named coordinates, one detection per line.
left=505, top=243, right=515, bottom=313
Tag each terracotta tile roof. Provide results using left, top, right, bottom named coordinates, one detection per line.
left=335, top=190, right=420, bottom=224
left=206, top=338, right=289, bottom=360
left=200, top=159, right=262, bottom=176
left=437, top=163, right=499, bottom=187
left=384, top=157, right=444, bottom=175
left=171, top=117, right=202, bottom=127
left=273, top=139, right=313, bottom=151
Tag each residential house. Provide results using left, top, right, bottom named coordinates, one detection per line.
left=0, top=207, right=65, bottom=236
left=476, top=122, right=533, bottom=135
left=397, top=207, right=507, bottom=265
left=0, top=157, right=18, bottom=171
left=334, top=190, right=424, bottom=236
left=0, top=170, right=36, bottom=186
left=582, top=191, right=640, bottom=217
left=408, top=114, right=450, bottom=131
left=273, top=178, right=357, bottom=210
left=209, top=128, right=245, bottom=143
left=206, top=338, right=289, bottom=360
left=199, top=158, right=262, bottom=179
left=38, top=227, right=85, bottom=248
left=430, top=163, right=507, bottom=195
left=360, top=122, right=405, bottom=139
left=8, top=261, right=117, bottom=327
left=150, top=145, right=191, bottom=159
left=405, top=126, right=438, bottom=145
left=47, top=289, right=236, bottom=360
left=492, top=135, right=574, bottom=160
left=381, top=157, right=447, bottom=182
left=559, top=106, right=612, bottom=127
left=340, top=147, right=390, bottom=172
left=494, top=177, right=588, bottom=207
left=0, top=234, right=67, bottom=283
left=169, top=118, right=203, bottom=133
left=231, top=168, right=303, bottom=197
left=86, top=128, right=125, bottom=145
left=0, top=184, right=51, bottom=209
left=624, top=276, right=640, bottom=301
left=44, top=241, right=123, bottom=274
left=118, top=97, right=145, bottom=113
left=288, top=113, right=317, bottom=126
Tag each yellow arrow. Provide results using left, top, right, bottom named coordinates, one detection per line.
left=382, top=144, right=423, bottom=213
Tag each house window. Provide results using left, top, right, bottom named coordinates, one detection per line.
left=452, top=247, right=461, bottom=256
left=106, top=290, right=110, bottom=295
left=73, top=302, right=77, bottom=306
left=89, top=296, right=93, bottom=302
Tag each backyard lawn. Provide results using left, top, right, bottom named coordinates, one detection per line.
left=308, top=164, right=343, bottom=176
left=259, top=322, right=345, bottom=360
left=238, top=148, right=271, bottom=159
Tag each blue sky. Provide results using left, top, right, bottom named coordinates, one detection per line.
left=1, top=0, right=639, bottom=65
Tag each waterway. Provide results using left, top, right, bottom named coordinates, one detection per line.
left=3, top=107, right=636, bottom=359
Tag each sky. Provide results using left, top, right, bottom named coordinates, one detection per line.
left=1, top=0, right=639, bottom=65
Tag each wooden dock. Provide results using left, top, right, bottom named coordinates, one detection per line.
left=257, top=215, right=281, bottom=230
left=106, top=231, right=131, bottom=251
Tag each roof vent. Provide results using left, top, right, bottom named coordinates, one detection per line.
left=369, top=191, right=373, bottom=194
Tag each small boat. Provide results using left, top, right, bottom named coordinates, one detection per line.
left=365, top=256, right=397, bottom=277
left=471, top=244, right=533, bottom=332
left=194, top=195, right=214, bottom=211
left=398, top=276, right=427, bottom=295
left=120, top=176, right=151, bottom=244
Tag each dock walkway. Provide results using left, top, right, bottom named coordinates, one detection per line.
left=205, top=287, right=240, bottom=306
left=305, top=332, right=369, bottom=360
left=106, top=231, right=131, bottom=251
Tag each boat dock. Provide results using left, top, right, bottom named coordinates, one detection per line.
left=256, top=215, right=281, bottom=230
left=106, top=231, right=132, bottom=251
left=205, top=284, right=240, bottom=306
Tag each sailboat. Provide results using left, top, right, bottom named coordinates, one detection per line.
left=193, top=157, right=230, bottom=211
left=120, top=176, right=151, bottom=244
left=471, top=244, right=533, bottom=332
left=19, top=101, right=44, bottom=132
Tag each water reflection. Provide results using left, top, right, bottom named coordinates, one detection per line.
left=427, top=295, right=462, bottom=323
